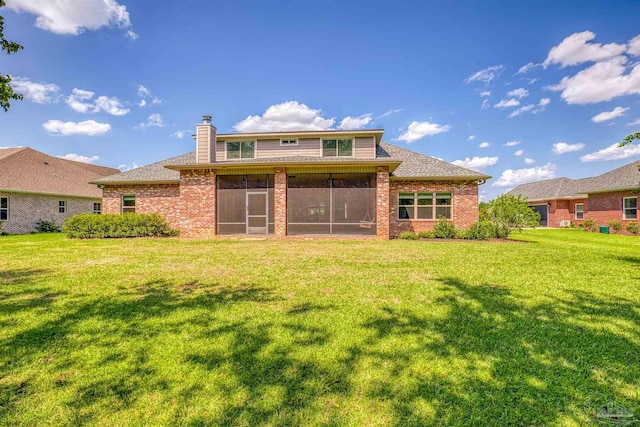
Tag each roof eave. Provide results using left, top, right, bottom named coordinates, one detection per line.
left=90, top=179, right=180, bottom=186
left=216, top=129, right=385, bottom=145
left=390, top=175, right=491, bottom=181
left=165, top=159, right=402, bottom=172
left=0, top=188, right=101, bottom=199
left=579, top=186, right=639, bottom=195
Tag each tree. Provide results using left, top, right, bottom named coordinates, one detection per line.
left=487, top=194, right=541, bottom=238
left=0, top=0, right=23, bottom=112
left=618, top=133, right=640, bottom=147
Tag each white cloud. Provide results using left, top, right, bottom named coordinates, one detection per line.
left=504, top=140, right=521, bottom=147
left=580, top=142, right=640, bottom=162
left=137, top=85, right=151, bottom=97
left=481, top=99, right=490, bottom=109
left=627, top=118, right=640, bottom=126
left=492, top=163, right=557, bottom=187
left=452, top=156, right=498, bottom=171
left=552, top=142, right=585, bottom=154
left=118, top=162, right=141, bottom=171
left=57, top=153, right=99, bottom=163
left=507, top=88, right=529, bottom=99
left=509, top=98, right=550, bottom=117
left=514, top=149, right=524, bottom=156
left=528, top=78, right=540, bottom=84
left=234, top=101, right=335, bottom=132
left=591, top=106, right=629, bottom=123
left=517, top=62, right=541, bottom=74
left=11, top=76, right=60, bottom=103
left=524, top=158, right=535, bottom=164
left=338, top=113, right=372, bottom=130
left=65, top=88, right=129, bottom=116
left=465, top=65, right=505, bottom=84
left=468, top=135, right=476, bottom=141
left=138, top=99, right=147, bottom=107
left=543, top=31, right=626, bottom=68
left=479, top=91, right=491, bottom=97
left=170, top=130, right=188, bottom=139
left=5, top=0, right=135, bottom=37
left=43, top=119, right=111, bottom=136
left=479, top=142, right=490, bottom=148
left=397, top=120, right=451, bottom=143
left=137, top=113, right=165, bottom=129
left=494, top=98, right=520, bottom=108
left=546, top=56, right=640, bottom=104
left=136, top=85, right=161, bottom=107
left=629, top=35, right=640, bottom=56
left=376, top=108, right=402, bottom=119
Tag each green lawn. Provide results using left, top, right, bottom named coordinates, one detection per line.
left=0, top=230, right=639, bottom=426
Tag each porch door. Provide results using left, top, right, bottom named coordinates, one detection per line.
left=247, top=191, right=268, bottom=234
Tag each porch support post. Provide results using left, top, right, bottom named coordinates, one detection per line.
left=274, top=167, right=287, bottom=237
left=376, top=166, right=390, bottom=240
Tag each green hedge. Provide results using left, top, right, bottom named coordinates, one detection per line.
left=64, top=213, right=179, bottom=239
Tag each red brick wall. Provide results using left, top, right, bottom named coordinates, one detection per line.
left=389, top=180, right=479, bottom=237
left=102, top=184, right=180, bottom=224
left=547, top=198, right=588, bottom=227
left=376, top=166, right=390, bottom=239
left=179, top=169, right=216, bottom=237
left=274, top=167, right=287, bottom=236
left=586, top=192, right=638, bottom=231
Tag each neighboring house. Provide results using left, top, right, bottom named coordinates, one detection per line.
left=0, top=147, right=120, bottom=234
left=94, top=115, right=490, bottom=239
left=508, top=160, right=639, bottom=229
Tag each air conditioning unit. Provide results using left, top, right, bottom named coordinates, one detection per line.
left=559, top=220, right=571, bottom=227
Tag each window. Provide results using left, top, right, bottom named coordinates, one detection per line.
left=322, top=139, right=352, bottom=157
left=398, top=192, right=452, bottom=220
left=93, top=202, right=102, bottom=214
left=58, top=200, right=66, bottom=214
left=227, top=141, right=255, bottom=159
left=0, top=197, right=8, bottom=221
left=575, top=203, right=584, bottom=220
left=122, top=195, right=136, bottom=214
left=623, top=197, right=637, bottom=220
left=280, top=139, right=298, bottom=146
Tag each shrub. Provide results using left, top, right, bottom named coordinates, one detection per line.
left=397, top=231, right=418, bottom=240
left=35, top=219, right=61, bottom=233
left=433, top=216, right=457, bottom=239
left=64, top=213, right=179, bottom=239
left=626, top=222, right=639, bottom=235
left=461, top=221, right=496, bottom=240
left=485, top=194, right=540, bottom=239
left=582, top=219, right=598, bottom=232
left=608, top=221, right=622, bottom=234
left=417, top=231, right=435, bottom=239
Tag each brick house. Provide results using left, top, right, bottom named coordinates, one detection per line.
left=0, top=147, right=120, bottom=234
left=94, top=115, right=490, bottom=239
left=508, top=160, right=639, bottom=230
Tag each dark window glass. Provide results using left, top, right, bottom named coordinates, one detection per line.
left=93, top=202, right=101, bottom=214
left=338, top=139, right=352, bottom=156
left=58, top=201, right=66, bottom=213
left=241, top=141, right=255, bottom=159
left=323, top=139, right=337, bottom=157
left=0, top=197, right=7, bottom=221
left=122, top=195, right=136, bottom=213
left=227, top=142, right=240, bottom=159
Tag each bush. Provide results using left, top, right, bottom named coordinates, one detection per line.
left=64, top=213, right=178, bottom=239
left=608, top=221, right=622, bottom=234
left=582, top=219, right=598, bottom=232
left=397, top=231, right=418, bottom=240
left=485, top=194, right=540, bottom=239
left=417, top=231, right=435, bottom=239
left=35, top=219, right=61, bottom=233
left=433, top=216, right=457, bottom=239
left=460, top=221, right=496, bottom=240
left=626, top=222, right=639, bottom=235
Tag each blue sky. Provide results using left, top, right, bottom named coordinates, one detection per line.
left=2, top=0, right=640, bottom=200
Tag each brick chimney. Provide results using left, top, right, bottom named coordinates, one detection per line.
left=195, top=114, right=217, bottom=163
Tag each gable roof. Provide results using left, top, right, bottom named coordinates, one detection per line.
left=93, top=142, right=490, bottom=185
left=508, top=160, right=640, bottom=201
left=0, top=147, right=120, bottom=198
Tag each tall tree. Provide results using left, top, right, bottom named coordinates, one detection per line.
left=618, top=133, right=640, bottom=147
left=0, top=0, right=23, bottom=112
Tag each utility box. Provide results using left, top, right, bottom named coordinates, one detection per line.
left=599, top=226, right=609, bottom=234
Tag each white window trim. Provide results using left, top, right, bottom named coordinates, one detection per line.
left=0, top=197, right=8, bottom=221
left=58, top=200, right=67, bottom=214
left=322, top=138, right=354, bottom=158
left=280, top=138, right=298, bottom=146
left=575, top=203, right=584, bottom=220
left=398, top=192, right=453, bottom=221
left=225, top=140, right=256, bottom=160
left=623, top=196, right=637, bottom=220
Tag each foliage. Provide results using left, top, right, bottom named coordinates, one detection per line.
left=626, top=221, right=639, bottom=235
left=608, top=221, right=622, bottom=234
left=478, top=201, right=490, bottom=222
left=581, top=219, right=598, bottom=232
left=64, top=213, right=179, bottom=239
left=0, top=0, right=24, bottom=112
left=459, top=221, right=496, bottom=240
left=417, top=230, right=435, bottom=239
left=397, top=231, right=418, bottom=240
left=486, top=194, right=541, bottom=238
left=34, top=219, right=61, bottom=233
left=433, top=216, right=457, bottom=239
left=618, top=132, right=640, bottom=147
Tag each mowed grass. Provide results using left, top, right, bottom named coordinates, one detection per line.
left=0, top=230, right=639, bottom=426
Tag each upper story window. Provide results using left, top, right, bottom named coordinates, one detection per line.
left=623, top=197, right=637, bottom=220
left=323, top=139, right=352, bottom=157
left=227, top=141, right=255, bottom=159
left=58, top=200, right=66, bottom=213
left=575, top=203, right=584, bottom=220
left=0, top=197, right=8, bottom=221
left=122, top=195, right=136, bottom=214
left=280, top=139, right=298, bottom=146
left=398, top=192, right=452, bottom=220
left=93, top=202, right=102, bottom=214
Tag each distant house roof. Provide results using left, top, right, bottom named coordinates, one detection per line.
left=0, top=147, right=120, bottom=198
left=508, top=160, right=640, bottom=201
left=93, top=141, right=490, bottom=185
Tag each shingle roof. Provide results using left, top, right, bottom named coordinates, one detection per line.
left=0, top=147, right=120, bottom=198
left=508, top=160, right=640, bottom=200
left=94, top=142, right=491, bottom=184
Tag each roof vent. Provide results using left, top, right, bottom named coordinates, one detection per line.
left=202, top=115, right=212, bottom=124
